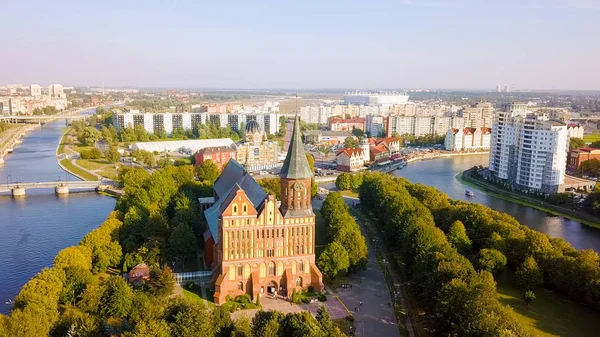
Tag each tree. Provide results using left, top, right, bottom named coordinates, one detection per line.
left=105, top=146, right=121, bottom=163
left=79, top=127, right=101, bottom=146
left=168, top=224, right=197, bottom=269
left=335, top=173, right=352, bottom=191
left=515, top=256, right=543, bottom=290
left=475, top=248, right=507, bottom=275
left=318, top=145, right=331, bottom=159
left=132, top=149, right=155, bottom=168
left=316, top=305, right=334, bottom=332
left=569, top=137, right=586, bottom=150
left=169, top=302, right=215, bottom=337
left=306, top=154, right=315, bottom=172
left=333, top=226, right=368, bottom=267
left=251, top=310, right=284, bottom=337
left=318, top=241, right=350, bottom=279
left=279, top=312, right=326, bottom=337
left=59, top=266, right=93, bottom=305
left=195, top=159, right=220, bottom=183
left=258, top=177, right=282, bottom=199
left=54, top=246, right=92, bottom=271
left=447, top=220, right=472, bottom=255
left=523, top=290, right=536, bottom=306
left=232, top=316, right=253, bottom=337
left=99, top=276, right=133, bottom=317
left=351, top=127, right=365, bottom=137
left=344, top=137, right=359, bottom=149
left=148, top=266, right=175, bottom=297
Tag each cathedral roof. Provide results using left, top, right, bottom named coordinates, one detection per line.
left=280, top=115, right=313, bottom=180
left=205, top=160, right=268, bottom=244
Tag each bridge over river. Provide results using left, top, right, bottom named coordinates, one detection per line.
left=0, top=180, right=116, bottom=196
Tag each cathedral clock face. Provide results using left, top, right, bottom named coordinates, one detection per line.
left=293, top=182, right=304, bottom=192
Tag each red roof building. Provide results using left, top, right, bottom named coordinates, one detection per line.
left=328, top=117, right=365, bottom=132
left=335, top=148, right=366, bottom=172
left=194, top=146, right=236, bottom=170
left=568, top=147, right=600, bottom=172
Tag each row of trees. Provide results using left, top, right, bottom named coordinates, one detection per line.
left=0, top=210, right=176, bottom=336
left=400, top=179, right=600, bottom=311
left=359, top=172, right=528, bottom=336
left=402, top=133, right=444, bottom=146
left=335, top=173, right=363, bottom=191
left=317, top=192, right=368, bottom=279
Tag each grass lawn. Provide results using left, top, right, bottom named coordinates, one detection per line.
left=496, top=272, right=599, bottom=337
left=77, top=158, right=112, bottom=171
left=60, top=159, right=98, bottom=181
left=583, top=133, right=600, bottom=143
left=339, top=190, right=359, bottom=198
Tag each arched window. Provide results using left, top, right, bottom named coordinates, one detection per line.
left=298, top=260, right=304, bottom=273
left=237, top=265, right=243, bottom=276
left=233, top=205, right=238, bottom=214
left=268, top=262, right=275, bottom=276
left=238, top=282, right=243, bottom=290
left=296, top=277, right=302, bottom=287
left=242, top=204, right=247, bottom=213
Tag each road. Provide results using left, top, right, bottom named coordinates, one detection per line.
left=313, top=195, right=402, bottom=337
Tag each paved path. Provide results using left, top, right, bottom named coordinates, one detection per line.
left=313, top=196, right=401, bottom=337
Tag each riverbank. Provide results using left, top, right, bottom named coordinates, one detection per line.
left=460, top=168, right=600, bottom=229
left=405, top=150, right=490, bottom=164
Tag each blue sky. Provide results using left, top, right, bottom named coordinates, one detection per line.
left=2, top=0, right=599, bottom=90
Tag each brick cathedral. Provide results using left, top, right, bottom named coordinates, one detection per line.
left=203, top=115, right=323, bottom=304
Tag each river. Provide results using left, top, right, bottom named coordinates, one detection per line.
left=392, top=154, right=600, bottom=253
left=0, top=116, right=116, bottom=314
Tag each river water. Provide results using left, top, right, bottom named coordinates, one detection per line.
left=0, top=116, right=115, bottom=314
left=392, top=155, right=600, bottom=253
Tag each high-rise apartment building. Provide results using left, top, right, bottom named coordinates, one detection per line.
left=365, top=114, right=384, bottom=137
left=299, top=105, right=331, bottom=124
left=48, top=84, right=64, bottom=98
left=459, top=101, right=494, bottom=128
left=386, top=115, right=466, bottom=137
left=488, top=103, right=568, bottom=193
left=113, top=110, right=280, bottom=136
left=30, top=84, right=42, bottom=97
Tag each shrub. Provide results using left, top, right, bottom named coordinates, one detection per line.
left=80, top=148, right=102, bottom=160
left=345, top=315, right=355, bottom=322
left=317, top=294, right=327, bottom=302
left=301, top=297, right=310, bottom=304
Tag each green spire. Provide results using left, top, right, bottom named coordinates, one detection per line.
left=280, top=114, right=312, bottom=179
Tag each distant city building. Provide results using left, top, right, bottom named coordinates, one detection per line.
left=459, top=101, right=494, bottom=128
left=365, top=115, right=384, bottom=137
left=299, top=105, right=331, bottom=124
left=48, top=84, right=64, bottom=98
left=335, top=148, right=366, bottom=172
left=131, top=139, right=235, bottom=154
left=302, top=130, right=353, bottom=145
left=368, top=137, right=402, bottom=157
left=235, top=120, right=280, bottom=172
left=567, top=124, right=584, bottom=139
left=386, top=115, right=466, bottom=137
left=568, top=147, right=600, bottom=172
left=444, top=127, right=491, bottom=151
left=328, top=117, right=365, bottom=132
left=488, top=103, right=568, bottom=193
left=194, top=146, right=236, bottom=170
left=113, top=110, right=280, bottom=136
left=343, top=92, right=409, bottom=105
left=30, top=84, right=41, bottom=97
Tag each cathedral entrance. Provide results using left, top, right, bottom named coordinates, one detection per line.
left=267, top=281, right=278, bottom=295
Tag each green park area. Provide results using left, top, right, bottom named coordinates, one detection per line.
left=60, top=159, right=98, bottom=181
left=496, top=273, right=599, bottom=337
left=583, top=132, right=600, bottom=143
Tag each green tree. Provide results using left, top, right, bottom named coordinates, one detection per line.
left=318, top=241, right=350, bottom=279
left=148, top=266, right=175, bottom=297
left=258, top=177, right=282, bottom=199
left=168, top=224, right=197, bottom=269
left=569, top=137, right=586, bottom=150
left=306, top=154, right=315, bottom=172
left=335, top=173, right=352, bottom=190
left=333, top=226, right=368, bottom=267
left=318, top=145, right=331, bottom=159
left=170, top=302, right=215, bottom=337
left=78, top=127, right=101, bottom=146
left=447, top=220, right=472, bottom=255
left=279, top=312, right=326, bottom=337
left=99, top=276, right=133, bottom=317
left=251, top=310, right=283, bottom=337
left=54, top=246, right=92, bottom=271
left=59, top=266, right=93, bottom=305
left=523, top=290, right=536, bottom=306
left=195, top=159, right=220, bottom=183
left=344, top=137, right=359, bottom=148
left=515, top=256, right=543, bottom=290
left=316, top=305, right=334, bottom=332
left=104, top=146, right=121, bottom=163
left=475, top=248, right=507, bottom=275
left=351, top=128, right=365, bottom=137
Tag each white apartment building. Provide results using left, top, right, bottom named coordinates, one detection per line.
left=445, top=127, right=492, bottom=151
left=365, top=114, right=384, bottom=137
left=30, top=84, right=42, bottom=97
left=113, top=110, right=280, bottom=136
left=567, top=124, right=584, bottom=139
left=488, top=103, right=568, bottom=193
left=48, top=84, right=64, bottom=98
left=386, top=115, right=467, bottom=137
left=299, top=105, right=331, bottom=124
left=459, top=101, right=494, bottom=128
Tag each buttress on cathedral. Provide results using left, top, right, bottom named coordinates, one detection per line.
left=203, top=115, right=323, bottom=304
